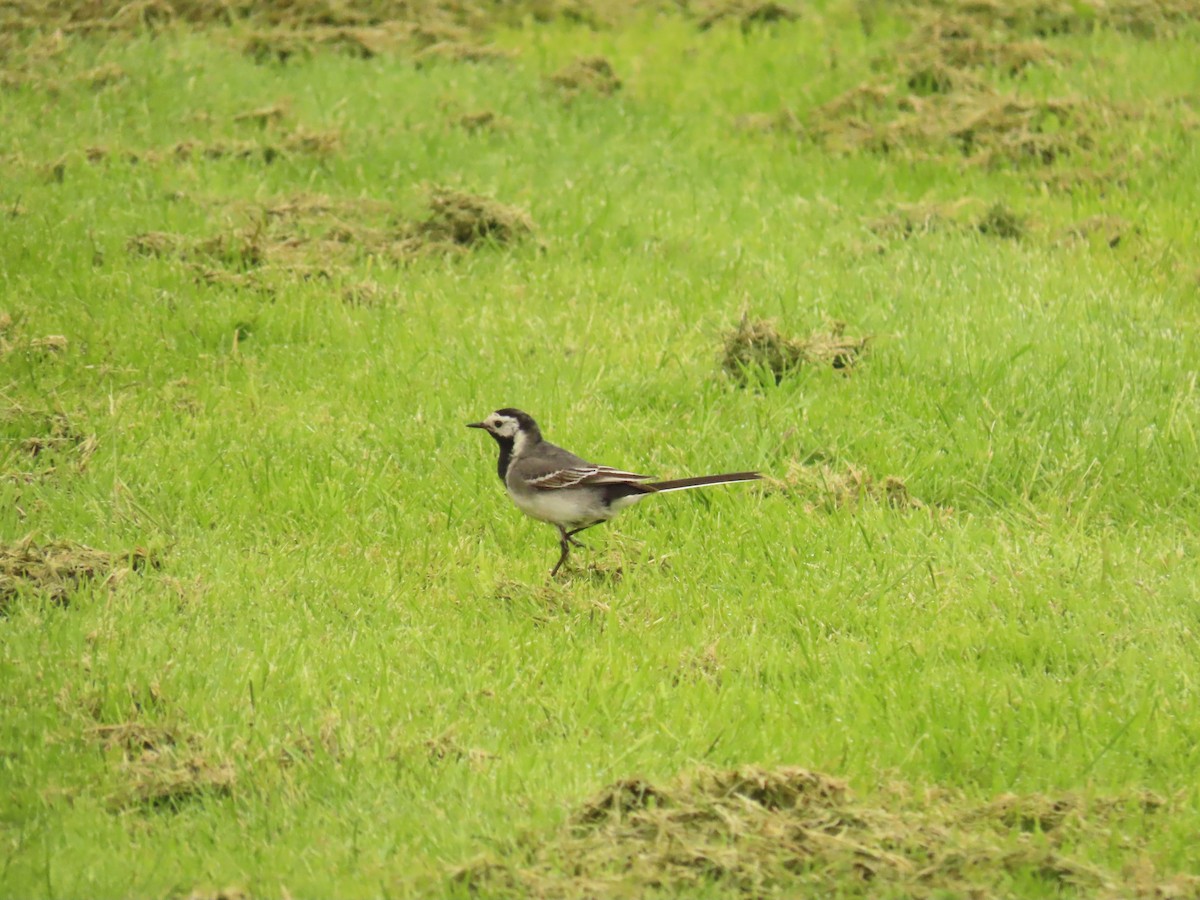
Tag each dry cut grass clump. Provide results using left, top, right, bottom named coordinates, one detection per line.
left=2, top=408, right=97, bottom=482
left=906, top=0, right=1200, bottom=40
left=413, top=730, right=500, bottom=769
left=452, top=765, right=1192, bottom=898
left=180, top=888, right=249, bottom=900
left=864, top=199, right=1027, bottom=243
left=84, top=717, right=235, bottom=812
left=0, top=0, right=670, bottom=38
left=894, top=11, right=1066, bottom=80
left=0, top=61, right=128, bottom=95
left=766, top=462, right=928, bottom=512
left=722, top=316, right=869, bottom=384
left=413, top=39, right=511, bottom=66
left=746, top=1, right=1200, bottom=180
left=799, top=85, right=1126, bottom=169
left=417, top=187, right=535, bottom=246
left=111, top=754, right=235, bottom=811
left=90, top=721, right=184, bottom=755
left=0, top=537, right=157, bottom=612
left=239, top=21, right=511, bottom=66
left=0, top=0, right=450, bottom=35
left=3, top=0, right=1194, bottom=44
left=1058, top=214, right=1140, bottom=248
left=0, top=318, right=72, bottom=360
left=452, top=108, right=510, bottom=132
left=125, top=186, right=534, bottom=288
left=695, top=0, right=800, bottom=31
left=861, top=201, right=1144, bottom=252
left=548, top=56, right=622, bottom=98
left=83, top=127, right=341, bottom=168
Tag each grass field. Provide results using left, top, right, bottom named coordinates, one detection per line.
left=2, top=1, right=1200, bottom=897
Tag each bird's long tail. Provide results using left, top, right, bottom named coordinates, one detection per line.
left=648, top=472, right=761, bottom=493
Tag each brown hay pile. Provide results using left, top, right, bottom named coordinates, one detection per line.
left=181, top=887, right=248, bottom=900
left=240, top=24, right=414, bottom=62
left=4, top=0, right=1195, bottom=42
left=801, top=84, right=1116, bottom=168
left=1, top=0, right=436, bottom=32
left=452, top=765, right=1191, bottom=898
left=864, top=198, right=1025, bottom=241
left=454, top=109, right=507, bottom=132
left=722, top=316, right=869, bottom=384
left=85, top=719, right=236, bottom=812
left=908, top=0, right=1200, bottom=40
left=1, top=0, right=653, bottom=34
left=128, top=228, right=266, bottom=267
left=9, top=410, right=91, bottom=457
left=1058, top=214, right=1140, bottom=248
left=948, top=95, right=1098, bottom=165
left=27, top=335, right=70, bottom=353
left=341, top=279, right=398, bottom=306
left=231, top=102, right=288, bottom=127
left=1, top=1, right=527, bottom=65
left=898, top=12, right=1064, bottom=78
left=412, top=40, right=511, bottom=66
left=696, top=1, right=800, bottom=31
left=125, top=187, right=534, bottom=281
left=767, top=462, right=926, bottom=512
left=415, top=186, right=534, bottom=247
left=89, top=722, right=184, bottom=755
left=864, top=200, right=959, bottom=238
left=3, top=406, right=98, bottom=483
left=548, top=56, right=622, bottom=98
left=975, top=200, right=1027, bottom=238
left=419, top=731, right=500, bottom=768
left=241, top=29, right=314, bottom=63
left=0, top=537, right=156, bottom=611
left=80, top=129, right=341, bottom=167
left=111, top=753, right=235, bottom=811
left=745, top=0, right=1198, bottom=178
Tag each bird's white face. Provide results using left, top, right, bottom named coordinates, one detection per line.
left=484, top=413, right=520, bottom=439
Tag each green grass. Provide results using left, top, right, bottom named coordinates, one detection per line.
left=2, top=3, right=1200, bottom=897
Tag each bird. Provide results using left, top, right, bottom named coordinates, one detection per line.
left=467, top=408, right=761, bottom=577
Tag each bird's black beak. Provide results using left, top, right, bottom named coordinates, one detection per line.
left=466, top=421, right=487, bottom=429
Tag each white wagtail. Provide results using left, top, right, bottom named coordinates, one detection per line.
left=468, top=408, right=761, bottom=576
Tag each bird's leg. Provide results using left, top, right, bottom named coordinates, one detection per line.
left=565, top=523, right=598, bottom=549
left=551, top=526, right=572, bottom=577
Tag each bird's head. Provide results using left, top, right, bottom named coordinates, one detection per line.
left=467, top=408, right=542, bottom=445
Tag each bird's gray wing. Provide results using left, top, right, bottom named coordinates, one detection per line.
left=515, top=443, right=653, bottom=491
left=526, top=465, right=654, bottom=491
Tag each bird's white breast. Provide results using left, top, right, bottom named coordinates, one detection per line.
left=507, top=485, right=607, bottom=528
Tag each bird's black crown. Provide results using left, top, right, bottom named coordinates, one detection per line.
left=493, top=408, right=540, bottom=433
